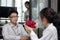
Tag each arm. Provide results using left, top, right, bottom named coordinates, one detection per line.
left=21, top=26, right=28, bottom=36
left=24, top=11, right=29, bottom=21
left=2, top=25, right=20, bottom=40
left=30, top=29, right=53, bottom=40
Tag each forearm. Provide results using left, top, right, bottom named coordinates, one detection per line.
left=30, top=31, right=39, bottom=40
left=3, top=35, right=20, bottom=40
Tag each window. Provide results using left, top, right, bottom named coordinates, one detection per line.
left=15, top=0, right=29, bottom=22
left=0, top=0, right=29, bottom=23
left=0, top=0, right=29, bottom=26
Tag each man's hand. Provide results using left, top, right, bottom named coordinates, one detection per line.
left=20, top=36, right=29, bottom=40
left=24, top=24, right=33, bottom=33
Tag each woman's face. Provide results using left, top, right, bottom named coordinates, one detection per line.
left=40, top=17, right=47, bottom=27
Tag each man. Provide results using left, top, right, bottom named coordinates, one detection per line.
left=2, top=10, right=29, bottom=40
left=24, top=1, right=30, bottom=21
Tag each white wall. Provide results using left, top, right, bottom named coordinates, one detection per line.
left=1, top=0, right=12, bottom=7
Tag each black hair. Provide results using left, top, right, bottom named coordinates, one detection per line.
left=8, top=10, right=18, bottom=17
left=57, top=12, right=60, bottom=38
left=40, top=7, right=60, bottom=27
left=25, top=1, right=30, bottom=5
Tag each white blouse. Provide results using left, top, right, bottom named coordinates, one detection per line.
left=30, top=23, right=58, bottom=40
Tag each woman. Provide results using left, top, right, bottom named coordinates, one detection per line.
left=24, top=1, right=30, bottom=21
left=24, top=8, right=58, bottom=40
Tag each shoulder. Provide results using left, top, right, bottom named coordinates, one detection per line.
left=24, top=11, right=27, bottom=13
left=46, top=25, right=57, bottom=34
left=44, top=24, right=57, bottom=33
left=3, top=23, right=9, bottom=27
left=2, top=23, right=10, bottom=29
left=17, top=23, right=23, bottom=26
left=25, top=10, right=29, bottom=14
left=49, top=25, right=57, bottom=31
left=17, top=23, right=23, bottom=28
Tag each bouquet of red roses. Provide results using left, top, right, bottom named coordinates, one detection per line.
left=26, top=20, right=36, bottom=28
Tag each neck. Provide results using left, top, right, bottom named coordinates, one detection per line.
left=27, top=8, right=29, bottom=11
left=45, top=23, right=50, bottom=28
left=11, top=22, right=17, bottom=26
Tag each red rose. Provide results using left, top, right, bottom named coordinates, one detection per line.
left=26, top=20, right=36, bottom=28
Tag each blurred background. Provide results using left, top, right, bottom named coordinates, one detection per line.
left=0, top=0, right=60, bottom=40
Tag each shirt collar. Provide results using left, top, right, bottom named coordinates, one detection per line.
left=9, top=22, right=18, bottom=28
left=47, top=23, right=53, bottom=28
left=44, top=23, right=54, bottom=31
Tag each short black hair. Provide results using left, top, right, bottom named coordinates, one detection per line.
left=25, top=1, right=30, bottom=5
left=8, top=10, right=18, bottom=17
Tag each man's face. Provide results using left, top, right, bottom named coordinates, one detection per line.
left=9, top=13, right=18, bottom=24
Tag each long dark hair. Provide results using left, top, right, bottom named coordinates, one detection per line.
left=40, top=7, right=60, bottom=27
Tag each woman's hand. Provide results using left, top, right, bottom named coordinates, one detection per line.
left=24, top=24, right=33, bottom=33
